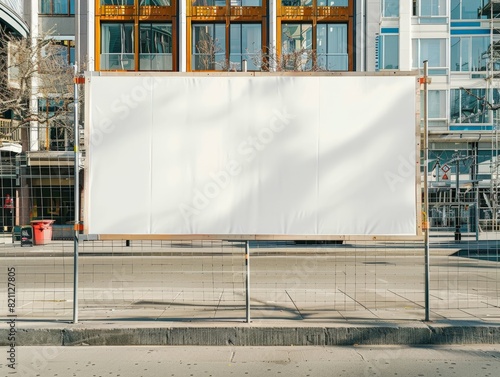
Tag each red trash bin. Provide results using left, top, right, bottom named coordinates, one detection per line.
left=30, top=220, right=55, bottom=245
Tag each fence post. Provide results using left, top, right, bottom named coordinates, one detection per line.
left=73, top=0, right=81, bottom=323
left=245, top=240, right=250, bottom=323
left=423, top=60, right=431, bottom=322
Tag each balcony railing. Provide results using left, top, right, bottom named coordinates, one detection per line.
left=139, top=53, right=173, bottom=70
left=317, top=53, right=348, bottom=71
left=100, top=53, right=135, bottom=70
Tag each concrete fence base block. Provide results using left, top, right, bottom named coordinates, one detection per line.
left=2, top=323, right=500, bottom=346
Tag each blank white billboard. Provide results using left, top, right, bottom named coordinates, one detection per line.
left=86, top=73, right=418, bottom=237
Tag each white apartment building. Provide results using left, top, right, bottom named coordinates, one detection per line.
left=365, top=0, right=500, bottom=231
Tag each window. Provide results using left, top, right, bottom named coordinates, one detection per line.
left=418, top=0, right=446, bottom=16
left=450, top=88, right=495, bottom=124
left=51, top=40, right=75, bottom=65
left=421, top=90, right=446, bottom=119
left=100, top=0, right=134, bottom=5
left=231, top=0, right=262, bottom=5
left=38, top=99, right=72, bottom=151
left=379, top=34, right=398, bottom=69
left=101, top=23, right=135, bottom=70
left=282, top=0, right=312, bottom=6
left=281, top=23, right=313, bottom=70
left=140, top=24, right=172, bottom=70
left=451, top=0, right=486, bottom=20
left=229, top=24, right=262, bottom=71
left=317, top=0, right=348, bottom=6
left=382, top=0, right=399, bottom=17
left=192, top=24, right=226, bottom=70
left=140, top=0, right=171, bottom=5
left=412, top=38, right=447, bottom=75
left=192, top=0, right=226, bottom=5
left=451, top=36, right=489, bottom=72
left=40, top=0, right=74, bottom=15
left=39, top=39, right=74, bottom=73
left=317, top=24, right=348, bottom=71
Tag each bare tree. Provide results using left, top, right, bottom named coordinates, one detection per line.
left=193, top=31, right=231, bottom=71
left=0, top=27, right=75, bottom=151
left=1, top=28, right=77, bottom=225
left=252, top=46, right=326, bottom=72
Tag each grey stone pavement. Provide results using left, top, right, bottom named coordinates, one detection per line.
left=0, top=232, right=500, bottom=346
left=5, top=345, right=500, bottom=377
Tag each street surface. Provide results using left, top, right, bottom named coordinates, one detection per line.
left=1, top=237, right=499, bottom=322
left=3, top=345, right=500, bottom=377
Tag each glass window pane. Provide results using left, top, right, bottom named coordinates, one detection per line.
left=101, top=0, right=134, bottom=4
left=69, top=46, right=75, bottom=65
left=229, top=24, right=261, bottom=71
left=452, top=38, right=476, bottom=72
left=451, top=0, right=485, bottom=20
left=230, top=24, right=242, bottom=55
left=450, top=89, right=460, bottom=122
left=140, top=0, right=171, bottom=5
left=462, top=0, right=482, bottom=19
left=317, top=24, right=327, bottom=55
left=317, top=0, right=347, bottom=5
left=192, top=24, right=226, bottom=71
left=241, top=0, right=262, bottom=5
left=451, top=0, right=460, bottom=19
left=462, top=38, right=470, bottom=71
left=101, top=23, right=135, bottom=70
left=471, top=37, right=489, bottom=71
left=282, top=0, right=312, bottom=6
left=140, top=23, right=172, bottom=71
left=419, top=39, right=446, bottom=67
left=281, top=24, right=313, bottom=70
left=53, top=0, right=68, bottom=14
left=70, top=0, right=75, bottom=14
left=317, top=24, right=347, bottom=71
left=420, top=0, right=446, bottom=16
left=380, top=35, right=398, bottom=69
left=382, top=0, right=399, bottom=17
left=451, top=37, right=460, bottom=71
left=282, top=24, right=312, bottom=52
left=428, top=90, right=446, bottom=118
left=40, top=0, right=51, bottom=14
left=451, top=88, right=489, bottom=123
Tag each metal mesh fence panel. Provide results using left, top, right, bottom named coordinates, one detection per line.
left=0, top=147, right=500, bottom=321
left=429, top=231, right=500, bottom=319
left=249, top=240, right=425, bottom=321
left=76, top=240, right=246, bottom=321
left=2, top=230, right=500, bottom=322
left=1, top=152, right=75, bottom=320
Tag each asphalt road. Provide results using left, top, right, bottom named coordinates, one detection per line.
left=4, top=345, right=500, bottom=377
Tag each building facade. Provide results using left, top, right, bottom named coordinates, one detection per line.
left=0, top=0, right=28, bottom=230
left=365, top=0, right=500, bottom=232
left=3, top=1, right=500, bottom=234
left=1, top=1, right=80, bottom=231
left=90, top=0, right=355, bottom=72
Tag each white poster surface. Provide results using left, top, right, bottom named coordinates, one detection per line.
left=86, top=74, right=418, bottom=236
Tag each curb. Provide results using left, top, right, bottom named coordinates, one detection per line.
left=3, top=325, right=500, bottom=346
